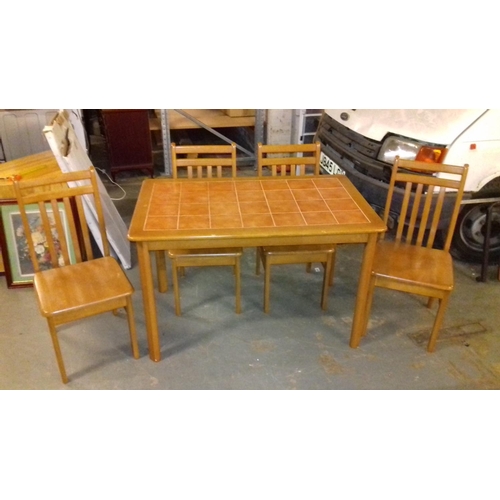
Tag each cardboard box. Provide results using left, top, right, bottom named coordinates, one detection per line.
left=222, top=109, right=255, bottom=118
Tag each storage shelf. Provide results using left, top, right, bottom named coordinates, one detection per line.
left=150, top=109, right=255, bottom=132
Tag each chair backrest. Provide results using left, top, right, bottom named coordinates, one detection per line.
left=383, top=157, right=469, bottom=251
left=13, top=167, right=109, bottom=273
left=257, top=142, right=321, bottom=177
left=171, top=143, right=237, bottom=179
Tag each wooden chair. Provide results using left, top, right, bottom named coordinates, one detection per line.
left=256, top=142, right=336, bottom=313
left=361, top=157, right=469, bottom=351
left=159, top=142, right=243, bottom=316
left=13, top=167, right=139, bottom=383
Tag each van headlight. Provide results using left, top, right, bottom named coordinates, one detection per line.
left=377, top=135, right=447, bottom=164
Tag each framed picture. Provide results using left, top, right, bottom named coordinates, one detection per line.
left=0, top=201, right=76, bottom=288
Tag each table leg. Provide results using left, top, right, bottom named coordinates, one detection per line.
left=350, top=234, right=377, bottom=348
left=137, top=242, right=162, bottom=361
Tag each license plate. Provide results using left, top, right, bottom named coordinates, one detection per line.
left=320, top=152, right=345, bottom=175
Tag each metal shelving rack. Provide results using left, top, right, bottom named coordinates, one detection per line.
left=159, top=109, right=266, bottom=176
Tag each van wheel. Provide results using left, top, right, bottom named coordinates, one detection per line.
left=451, top=202, right=500, bottom=262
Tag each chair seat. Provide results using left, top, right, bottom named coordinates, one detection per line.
left=34, top=257, right=134, bottom=317
left=373, top=240, right=454, bottom=292
left=167, top=246, right=243, bottom=315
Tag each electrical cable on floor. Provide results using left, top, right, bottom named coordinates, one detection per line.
left=94, top=166, right=127, bottom=201
left=75, top=109, right=127, bottom=202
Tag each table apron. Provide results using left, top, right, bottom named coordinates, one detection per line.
left=137, top=232, right=379, bottom=251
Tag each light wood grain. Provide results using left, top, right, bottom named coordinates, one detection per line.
left=129, top=174, right=386, bottom=361
left=361, top=157, right=469, bottom=352
left=14, top=167, right=139, bottom=383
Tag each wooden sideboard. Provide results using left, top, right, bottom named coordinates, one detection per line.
left=101, top=109, right=154, bottom=182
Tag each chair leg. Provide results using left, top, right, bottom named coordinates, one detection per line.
left=320, top=254, right=333, bottom=311
left=156, top=251, right=168, bottom=293
left=125, top=295, right=140, bottom=359
left=427, top=294, right=450, bottom=352
left=318, top=249, right=336, bottom=286
left=328, top=249, right=336, bottom=286
left=47, top=317, right=68, bottom=384
left=361, top=275, right=376, bottom=338
left=235, top=257, right=241, bottom=314
left=255, top=247, right=262, bottom=275
left=263, top=256, right=271, bottom=313
left=171, top=260, right=182, bottom=316
left=427, top=297, right=435, bottom=309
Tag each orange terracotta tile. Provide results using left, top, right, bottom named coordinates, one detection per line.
left=148, top=203, right=180, bottom=216
left=272, top=212, right=306, bottom=226
left=211, top=215, right=243, bottom=229
left=178, top=215, right=210, bottom=229
left=302, top=212, right=338, bottom=225
left=235, top=180, right=262, bottom=191
left=179, top=203, right=209, bottom=216
left=291, top=189, right=322, bottom=201
left=209, top=191, right=238, bottom=203
left=318, top=187, right=350, bottom=200
left=236, top=190, right=267, bottom=202
left=239, top=201, right=270, bottom=214
left=241, top=213, right=275, bottom=227
left=261, top=180, right=290, bottom=190
left=333, top=210, right=370, bottom=224
left=151, top=191, right=180, bottom=203
left=152, top=184, right=181, bottom=196
left=181, top=192, right=209, bottom=203
left=312, top=177, right=342, bottom=188
left=287, top=179, right=316, bottom=190
left=264, top=189, right=295, bottom=201
left=210, top=203, right=240, bottom=216
left=325, top=198, right=360, bottom=211
left=180, top=181, right=209, bottom=193
left=209, top=182, right=236, bottom=192
left=267, top=200, right=300, bottom=213
left=296, top=200, right=329, bottom=212
left=144, top=216, right=178, bottom=231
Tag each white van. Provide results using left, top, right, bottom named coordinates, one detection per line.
left=315, top=109, right=500, bottom=262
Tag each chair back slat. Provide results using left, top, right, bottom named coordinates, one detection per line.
left=13, top=167, right=109, bottom=273
left=73, top=194, right=93, bottom=260
left=257, top=142, right=321, bottom=177
left=425, top=187, right=446, bottom=248
left=416, top=184, right=434, bottom=246
left=50, top=197, right=72, bottom=267
left=406, top=183, right=423, bottom=243
left=63, top=196, right=83, bottom=263
left=395, top=182, right=411, bottom=242
left=89, top=168, right=110, bottom=258
left=171, top=143, right=237, bottom=179
left=384, top=157, right=468, bottom=250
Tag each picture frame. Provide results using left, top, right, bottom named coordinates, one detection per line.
left=0, top=201, right=76, bottom=288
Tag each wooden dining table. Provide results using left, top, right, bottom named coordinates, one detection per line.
left=128, top=174, right=386, bottom=361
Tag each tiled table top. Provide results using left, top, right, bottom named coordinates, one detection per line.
left=129, top=175, right=387, bottom=362
left=130, top=176, right=380, bottom=240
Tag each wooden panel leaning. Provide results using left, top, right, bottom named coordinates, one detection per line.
left=159, top=142, right=243, bottom=316
left=361, top=156, right=469, bottom=352
left=13, top=167, right=139, bottom=383
left=255, top=141, right=336, bottom=313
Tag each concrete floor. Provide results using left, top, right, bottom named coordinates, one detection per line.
left=2, top=146, right=500, bottom=389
